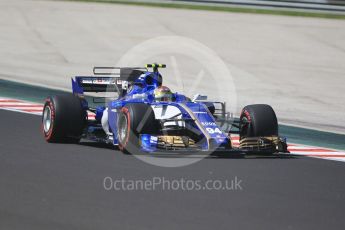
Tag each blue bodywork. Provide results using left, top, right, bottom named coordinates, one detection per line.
left=71, top=67, right=231, bottom=151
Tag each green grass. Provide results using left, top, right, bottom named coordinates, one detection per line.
left=65, top=0, right=345, bottom=19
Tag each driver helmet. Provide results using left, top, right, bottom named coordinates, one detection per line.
left=154, top=86, right=173, bottom=102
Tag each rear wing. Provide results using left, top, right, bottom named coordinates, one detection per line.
left=72, top=67, right=146, bottom=94
left=72, top=77, right=120, bottom=94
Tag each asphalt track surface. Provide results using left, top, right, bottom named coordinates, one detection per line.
left=1, top=109, right=345, bottom=230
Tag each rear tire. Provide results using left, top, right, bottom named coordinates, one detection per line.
left=117, top=103, right=157, bottom=154
left=42, top=94, right=86, bottom=143
left=239, top=104, right=278, bottom=139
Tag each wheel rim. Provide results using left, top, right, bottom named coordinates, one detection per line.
left=43, top=106, right=52, bottom=133
left=118, top=113, right=128, bottom=144
left=239, top=116, right=249, bottom=139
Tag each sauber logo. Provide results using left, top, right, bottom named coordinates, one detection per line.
left=201, top=122, right=217, bottom=126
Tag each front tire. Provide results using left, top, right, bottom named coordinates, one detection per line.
left=42, top=94, right=86, bottom=143
left=239, top=104, right=278, bottom=139
left=117, top=103, right=157, bottom=154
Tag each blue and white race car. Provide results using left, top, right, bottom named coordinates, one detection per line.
left=42, top=64, right=288, bottom=155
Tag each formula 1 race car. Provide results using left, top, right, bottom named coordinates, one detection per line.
left=41, top=64, right=288, bottom=155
